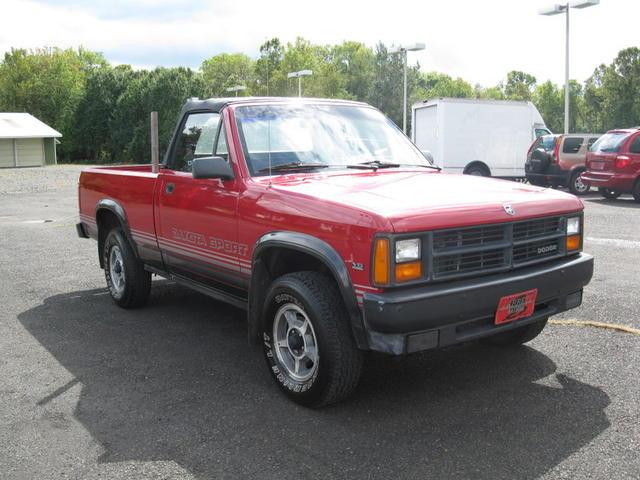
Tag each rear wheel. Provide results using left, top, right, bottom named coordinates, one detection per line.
left=600, top=188, right=622, bottom=200
left=261, top=271, right=363, bottom=407
left=103, top=228, right=151, bottom=308
left=483, top=319, right=548, bottom=346
left=568, top=170, right=590, bottom=195
left=465, top=164, right=490, bottom=177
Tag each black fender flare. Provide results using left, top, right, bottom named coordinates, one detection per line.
left=95, top=199, right=139, bottom=267
left=247, top=231, right=367, bottom=349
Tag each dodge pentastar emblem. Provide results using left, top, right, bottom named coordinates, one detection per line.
left=503, top=204, right=516, bottom=216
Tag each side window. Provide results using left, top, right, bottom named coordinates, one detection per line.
left=562, top=137, right=583, bottom=154
left=535, top=128, right=550, bottom=138
left=629, top=136, right=640, bottom=154
left=170, top=112, right=220, bottom=172
left=587, top=137, right=598, bottom=151
left=214, top=124, right=229, bottom=160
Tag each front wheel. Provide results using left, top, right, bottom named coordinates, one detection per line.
left=568, top=170, right=590, bottom=195
left=483, top=319, right=548, bottom=346
left=103, top=228, right=151, bottom=308
left=262, top=271, right=363, bottom=407
left=600, top=188, right=621, bottom=200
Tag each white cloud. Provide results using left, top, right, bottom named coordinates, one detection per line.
left=0, top=0, right=637, bottom=86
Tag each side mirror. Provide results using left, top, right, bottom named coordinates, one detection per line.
left=192, top=156, right=234, bottom=180
left=421, top=150, right=435, bottom=164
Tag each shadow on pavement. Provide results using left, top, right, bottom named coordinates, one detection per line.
left=19, top=283, right=610, bottom=480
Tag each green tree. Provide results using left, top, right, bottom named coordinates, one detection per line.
left=0, top=47, right=105, bottom=159
left=201, top=53, right=254, bottom=97
left=72, top=65, right=139, bottom=162
left=533, top=81, right=563, bottom=133
left=504, top=70, right=537, bottom=100
left=111, top=67, right=206, bottom=162
left=330, top=41, right=375, bottom=101
left=254, top=38, right=285, bottom=96
left=416, top=72, right=474, bottom=100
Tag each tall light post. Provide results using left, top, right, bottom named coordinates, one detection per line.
left=390, top=43, right=425, bottom=134
left=539, top=0, right=599, bottom=134
left=287, top=70, right=313, bottom=97
left=225, top=85, right=246, bottom=97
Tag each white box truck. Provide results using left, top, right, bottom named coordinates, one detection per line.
left=411, top=98, right=551, bottom=178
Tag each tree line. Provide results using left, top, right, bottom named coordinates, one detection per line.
left=0, top=40, right=638, bottom=163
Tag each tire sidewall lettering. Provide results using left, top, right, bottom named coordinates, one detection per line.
left=264, top=287, right=319, bottom=394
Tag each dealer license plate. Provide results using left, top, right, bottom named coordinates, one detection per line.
left=495, top=289, right=538, bottom=325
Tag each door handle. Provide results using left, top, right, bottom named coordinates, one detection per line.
left=165, top=183, right=175, bottom=194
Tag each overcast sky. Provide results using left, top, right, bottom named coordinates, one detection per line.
left=0, top=0, right=637, bottom=87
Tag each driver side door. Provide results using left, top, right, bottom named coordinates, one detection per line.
left=156, top=111, right=245, bottom=290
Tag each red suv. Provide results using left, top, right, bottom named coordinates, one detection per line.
left=582, top=128, right=640, bottom=201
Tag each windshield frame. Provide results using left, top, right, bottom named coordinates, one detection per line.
left=232, top=101, right=433, bottom=177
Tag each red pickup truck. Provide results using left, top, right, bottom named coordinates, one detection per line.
left=77, top=97, right=593, bottom=407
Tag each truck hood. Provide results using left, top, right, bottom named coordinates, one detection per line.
left=266, top=170, right=583, bottom=233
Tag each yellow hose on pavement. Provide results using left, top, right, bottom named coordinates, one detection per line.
left=549, top=319, right=640, bottom=336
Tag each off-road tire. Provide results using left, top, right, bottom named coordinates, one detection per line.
left=568, top=170, right=590, bottom=195
left=600, top=188, right=621, bottom=200
left=103, top=228, right=151, bottom=308
left=262, top=271, right=363, bottom=407
left=483, top=318, right=548, bottom=346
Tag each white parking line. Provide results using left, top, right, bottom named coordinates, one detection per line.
left=585, top=237, right=640, bottom=248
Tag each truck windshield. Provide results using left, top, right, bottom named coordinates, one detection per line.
left=590, top=132, right=629, bottom=153
left=234, top=104, right=431, bottom=176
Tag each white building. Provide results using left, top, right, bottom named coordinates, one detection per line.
left=0, top=113, right=62, bottom=168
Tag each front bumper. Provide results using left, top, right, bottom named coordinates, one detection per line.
left=581, top=171, right=635, bottom=191
left=362, top=253, right=593, bottom=355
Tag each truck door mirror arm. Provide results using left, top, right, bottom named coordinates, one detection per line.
left=191, top=156, right=234, bottom=180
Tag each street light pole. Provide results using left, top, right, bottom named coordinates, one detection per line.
left=225, top=85, right=247, bottom=97
left=539, top=0, right=599, bottom=134
left=564, top=5, right=570, bottom=134
left=390, top=43, right=425, bottom=134
left=403, top=50, right=408, bottom=134
left=287, top=70, right=313, bottom=97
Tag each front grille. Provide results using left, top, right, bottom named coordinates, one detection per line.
left=428, top=216, right=566, bottom=281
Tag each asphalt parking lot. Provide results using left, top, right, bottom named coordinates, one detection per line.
left=1, top=165, right=638, bottom=480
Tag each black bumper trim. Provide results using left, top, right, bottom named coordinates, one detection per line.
left=362, top=253, right=593, bottom=355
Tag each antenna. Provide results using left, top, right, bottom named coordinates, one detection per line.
left=268, top=109, right=272, bottom=187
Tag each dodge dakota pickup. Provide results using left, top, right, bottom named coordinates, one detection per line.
left=77, top=97, right=593, bottom=407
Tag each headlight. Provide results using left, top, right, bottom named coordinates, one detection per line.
left=567, top=217, right=581, bottom=235
left=395, top=238, right=421, bottom=263
left=566, top=216, right=582, bottom=252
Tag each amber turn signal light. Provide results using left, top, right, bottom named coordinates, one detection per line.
left=566, top=234, right=581, bottom=251
left=373, top=238, right=390, bottom=285
left=395, top=261, right=422, bottom=282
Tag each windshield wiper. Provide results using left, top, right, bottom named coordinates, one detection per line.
left=347, top=160, right=441, bottom=171
left=258, top=162, right=330, bottom=173
left=347, top=160, right=401, bottom=170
